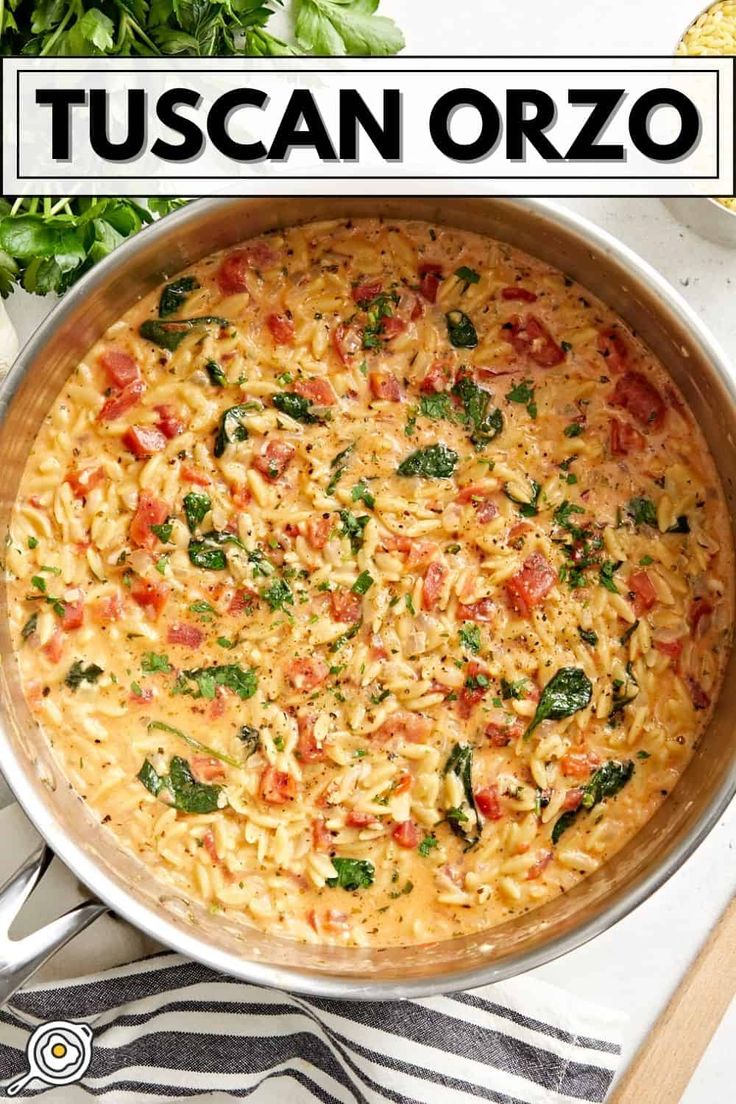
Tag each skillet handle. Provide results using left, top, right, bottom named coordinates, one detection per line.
left=0, top=842, right=107, bottom=1007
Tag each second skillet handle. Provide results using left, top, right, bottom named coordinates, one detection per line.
left=0, top=842, right=107, bottom=1008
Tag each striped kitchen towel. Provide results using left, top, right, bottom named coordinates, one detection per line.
left=0, top=952, right=625, bottom=1102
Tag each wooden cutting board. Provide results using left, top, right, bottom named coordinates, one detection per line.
left=608, top=895, right=736, bottom=1104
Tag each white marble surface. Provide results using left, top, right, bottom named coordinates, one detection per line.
left=2, top=0, right=736, bottom=1097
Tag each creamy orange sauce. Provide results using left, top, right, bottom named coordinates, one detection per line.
left=6, top=218, right=732, bottom=947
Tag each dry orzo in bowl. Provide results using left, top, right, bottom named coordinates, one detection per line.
left=6, top=217, right=733, bottom=949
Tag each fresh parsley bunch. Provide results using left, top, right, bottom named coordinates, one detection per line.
left=0, top=0, right=404, bottom=297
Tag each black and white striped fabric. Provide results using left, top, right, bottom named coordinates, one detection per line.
left=0, top=953, right=624, bottom=1102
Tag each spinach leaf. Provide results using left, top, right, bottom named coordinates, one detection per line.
left=139, top=316, right=228, bottom=352
left=213, top=404, right=251, bottom=458
left=158, top=275, right=200, bottom=317
left=273, top=391, right=322, bottom=424
left=21, top=613, right=38, bottom=640
left=500, top=677, right=528, bottom=700
left=326, top=857, right=375, bottom=891
left=205, top=360, right=227, bottom=387
left=138, top=755, right=223, bottom=815
left=504, top=478, right=541, bottom=517
left=397, top=443, right=458, bottom=479
left=443, top=743, right=482, bottom=849
left=237, top=725, right=262, bottom=758
left=609, top=663, right=639, bottom=724
left=339, top=509, right=370, bottom=553
left=352, top=571, right=374, bottom=595
left=667, top=515, right=690, bottom=534
left=176, top=664, right=258, bottom=701
left=455, top=265, right=480, bottom=291
left=150, top=518, right=173, bottom=543
left=523, top=667, right=593, bottom=740
left=188, top=530, right=244, bottom=571
left=418, top=834, right=438, bottom=856
left=147, top=719, right=241, bottom=768
left=599, top=560, right=622, bottom=594
left=451, top=376, right=503, bottom=449
left=326, top=442, right=355, bottom=495
left=628, top=497, right=658, bottom=528
left=446, top=310, right=478, bottom=348
left=578, top=626, right=598, bottom=647
left=351, top=480, right=375, bottom=508
left=552, top=759, right=634, bottom=843
left=141, top=652, right=170, bottom=674
left=420, top=393, right=454, bottom=420
left=65, top=660, right=103, bottom=690
left=183, top=491, right=211, bottom=532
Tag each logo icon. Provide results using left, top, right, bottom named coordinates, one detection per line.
left=7, top=1020, right=93, bottom=1096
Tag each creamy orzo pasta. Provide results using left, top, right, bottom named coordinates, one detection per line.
left=6, top=218, right=732, bottom=947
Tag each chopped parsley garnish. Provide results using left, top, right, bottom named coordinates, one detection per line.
left=141, top=652, right=170, bottom=674
left=599, top=560, right=622, bottom=593
left=174, top=664, right=258, bottom=701
left=506, top=378, right=537, bottom=418
left=359, top=291, right=400, bottom=350
left=326, top=443, right=355, bottom=495
left=458, top=623, right=481, bottom=654
left=339, top=509, right=370, bottom=553
left=261, top=578, right=294, bottom=612
left=418, top=834, right=438, bottom=857
left=351, top=480, right=375, bottom=509
left=326, top=857, right=375, bottom=890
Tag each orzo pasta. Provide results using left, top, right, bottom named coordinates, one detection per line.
left=6, top=218, right=732, bottom=947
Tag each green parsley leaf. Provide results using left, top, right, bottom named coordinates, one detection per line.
left=326, top=856, right=375, bottom=890
left=294, top=0, right=405, bottom=57
left=458, top=623, right=481, bottom=654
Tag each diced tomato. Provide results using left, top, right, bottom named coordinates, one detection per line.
left=456, top=483, right=489, bottom=504
left=131, top=577, right=169, bottom=619
left=306, top=515, right=333, bottom=549
left=382, top=536, right=438, bottom=571
left=598, top=327, right=628, bottom=372
left=192, top=756, right=226, bottom=783
left=369, top=371, right=401, bottom=401
left=347, top=810, right=377, bottom=828
left=228, top=588, right=259, bottom=615
left=610, top=417, right=645, bottom=457
left=333, top=322, right=362, bottom=364
left=370, top=632, right=388, bottom=660
left=60, top=598, right=84, bottom=631
left=312, top=818, right=333, bottom=852
left=154, top=404, right=186, bottom=439
left=506, top=553, right=557, bottom=618
left=167, top=622, right=204, bottom=648
left=352, top=280, right=382, bottom=304
left=560, top=752, right=600, bottom=779
left=457, top=484, right=498, bottom=523
left=457, top=597, right=495, bottom=622
left=561, top=787, right=584, bottom=812
left=485, top=721, right=522, bottom=746
left=501, top=286, right=538, bottom=303
left=99, top=349, right=140, bottom=388
left=421, top=358, right=455, bottom=393
left=503, top=314, right=566, bottom=367
left=308, top=908, right=349, bottom=936
left=418, top=262, right=443, bottom=303
left=130, top=684, right=153, bottom=704
left=475, top=785, right=503, bottom=820
left=392, top=820, right=421, bottom=848
left=654, top=637, right=684, bottom=665
left=209, top=692, right=226, bottom=720
left=330, top=589, right=362, bottom=623
left=260, top=766, right=298, bottom=804
left=42, top=630, right=64, bottom=663
left=381, top=315, right=408, bottom=340
left=122, top=425, right=167, bottom=460
left=422, top=561, right=447, bottom=611
left=527, top=850, right=553, bottom=880
left=458, top=661, right=490, bottom=719
left=610, top=371, right=666, bottom=431
left=98, top=378, right=145, bottom=422
left=507, top=521, right=532, bottom=548
left=287, top=656, right=330, bottom=691
left=216, top=244, right=274, bottom=295
left=292, top=381, right=336, bottom=412
left=375, top=711, right=432, bottom=744
left=297, top=713, right=326, bottom=763
left=688, top=678, right=711, bottom=711
left=394, top=771, right=413, bottom=795
left=202, top=828, right=220, bottom=864
left=253, top=439, right=295, bottom=482
left=130, top=491, right=168, bottom=550
left=94, top=593, right=123, bottom=623
left=65, top=467, right=105, bottom=500
left=266, top=312, right=295, bottom=345
left=182, top=465, right=212, bottom=486
left=689, top=597, right=713, bottom=636
left=629, top=570, right=657, bottom=615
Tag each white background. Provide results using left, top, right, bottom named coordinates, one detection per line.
left=2, top=1, right=735, bottom=1100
